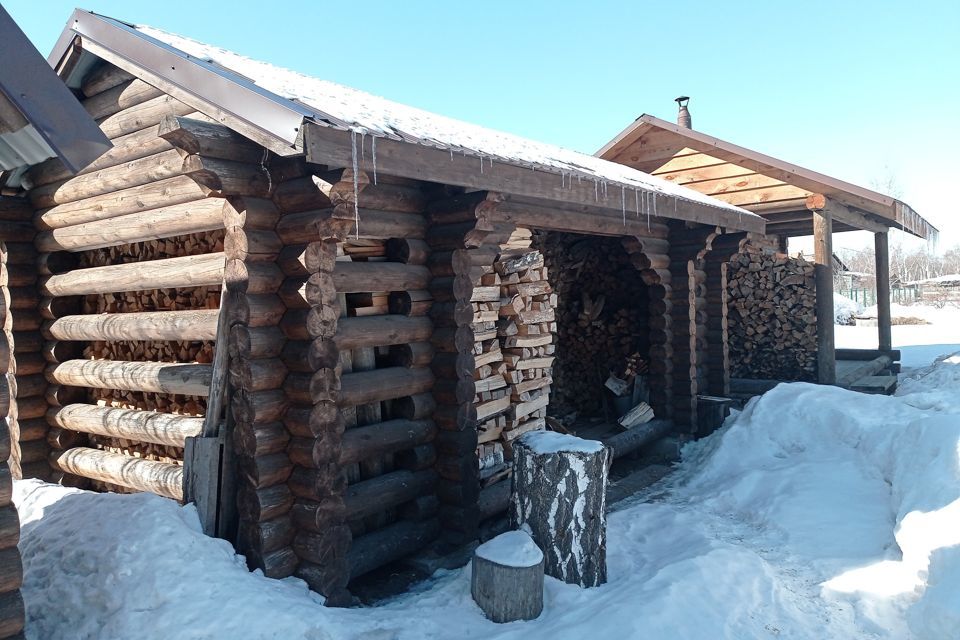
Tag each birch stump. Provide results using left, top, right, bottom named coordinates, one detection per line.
left=471, top=530, right=544, bottom=622
left=511, top=432, right=608, bottom=587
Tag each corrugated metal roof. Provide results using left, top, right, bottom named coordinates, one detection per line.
left=0, top=5, right=110, bottom=185
left=0, top=123, right=56, bottom=171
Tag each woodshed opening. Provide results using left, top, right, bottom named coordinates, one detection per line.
left=534, top=232, right=652, bottom=435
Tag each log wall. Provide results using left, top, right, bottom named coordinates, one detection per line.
left=668, top=224, right=718, bottom=429
left=0, top=200, right=28, bottom=639
left=22, top=67, right=274, bottom=504
left=281, top=169, right=441, bottom=603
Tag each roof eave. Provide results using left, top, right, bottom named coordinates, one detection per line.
left=49, top=9, right=311, bottom=157
left=599, top=114, right=937, bottom=240
left=304, top=122, right=765, bottom=234
left=0, top=5, right=110, bottom=174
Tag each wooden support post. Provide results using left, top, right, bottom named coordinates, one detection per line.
left=874, top=231, right=892, bottom=352
left=811, top=200, right=836, bottom=385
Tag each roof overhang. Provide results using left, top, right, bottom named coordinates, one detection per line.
left=46, top=10, right=764, bottom=235
left=597, top=114, right=938, bottom=240
left=303, top=122, right=765, bottom=234
left=0, top=6, right=110, bottom=182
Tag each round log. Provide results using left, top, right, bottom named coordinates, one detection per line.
left=471, top=530, right=544, bottom=623
left=510, top=431, right=609, bottom=587
left=51, top=447, right=183, bottom=500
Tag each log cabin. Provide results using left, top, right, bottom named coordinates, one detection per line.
left=598, top=102, right=938, bottom=409
left=0, top=6, right=111, bottom=636
left=0, top=11, right=767, bottom=605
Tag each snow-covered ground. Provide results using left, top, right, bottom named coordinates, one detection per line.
left=836, top=304, right=960, bottom=370
left=12, top=307, right=960, bottom=639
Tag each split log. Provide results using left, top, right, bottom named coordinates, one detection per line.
left=51, top=447, right=184, bottom=500
left=511, top=432, right=608, bottom=587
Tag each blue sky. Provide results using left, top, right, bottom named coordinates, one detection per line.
left=6, top=0, right=958, bottom=249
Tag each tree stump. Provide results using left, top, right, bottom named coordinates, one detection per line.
left=471, top=530, right=544, bottom=622
left=511, top=431, right=608, bottom=587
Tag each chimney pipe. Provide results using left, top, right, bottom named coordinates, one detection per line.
left=675, top=96, right=692, bottom=129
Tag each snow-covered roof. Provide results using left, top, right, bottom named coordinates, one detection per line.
left=131, top=24, right=758, bottom=222
left=907, top=274, right=960, bottom=286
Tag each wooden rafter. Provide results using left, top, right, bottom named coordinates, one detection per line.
left=597, top=114, right=937, bottom=239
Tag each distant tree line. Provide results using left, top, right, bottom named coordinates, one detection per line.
left=838, top=243, right=960, bottom=285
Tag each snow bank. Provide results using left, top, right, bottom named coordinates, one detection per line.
left=834, top=293, right=863, bottom=324
left=14, top=354, right=960, bottom=639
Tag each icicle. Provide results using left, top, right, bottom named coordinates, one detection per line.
left=621, top=186, right=626, bottom=226
left=653, top=192, right=657, bottom=219
left=594, top=179, right=599, bottom=202
left=360, top=132, right=366, bottom=162
left=371, top=136, right=378, bottom=185
left=351, top=131, right=360, bottom=238
left=635, top=189, right=640, bottom=218
left=450, top=148, right=454, bottom=161
left=480, top=153, right=484, bottom=174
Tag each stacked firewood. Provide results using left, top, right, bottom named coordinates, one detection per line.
left=473, top=268, right=509, bottom=488
left=536, top=234, right=649, bottom=416
left=495, top=249, right=554, bottom=450
left=727, top=248, right=817, bottom=381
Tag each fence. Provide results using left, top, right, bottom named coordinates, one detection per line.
left=837, top=287, right=919, bottom=307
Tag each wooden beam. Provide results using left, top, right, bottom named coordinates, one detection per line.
left=303, top=123, right=764, bottom=234
left=41, top=253, right=225, bottom=297
left=810, top=203, right=836, bottom=385
left=35, top=198, right=229, bottom=252
left=874, top=231, right=892, bottom=352
left=49, top=404, right=203, bottom=447
left=480, top=197, right=673, bottom=237
left=51, top=447, right=183, bottom=500
left=45, top=309, right=219, bottom=342
left=805, top=194, right=887, bottom=234
left=46, top=360, right=212, bottom=395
